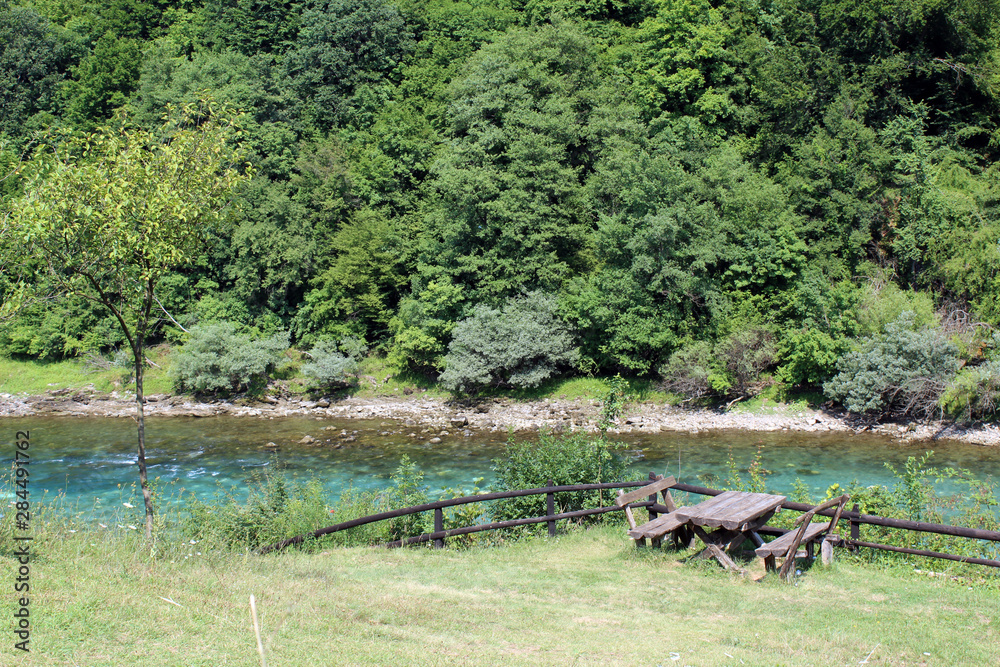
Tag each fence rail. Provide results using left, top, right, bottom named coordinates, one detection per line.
left=259, top=479, right=653, bottom=554
left=259, top=475, right=1000, bottom=569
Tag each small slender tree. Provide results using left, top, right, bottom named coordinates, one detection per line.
left=2, top=100, right=252, bottom=539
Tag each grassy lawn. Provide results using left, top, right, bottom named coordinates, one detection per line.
left=3, top=525, right=997, bottom=666
left=0, top=350, right=173, bottom=397
left=0, top=352, right=676, bottom=406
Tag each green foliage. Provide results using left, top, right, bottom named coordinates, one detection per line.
left=658, top=341, right=716, bottom=401
left=300, top=337, right=367, bottom=388
left=659, top=327, right=776, bottom=401
left=61, top=30, right=141, bottom=126
left=855, top=280, right=938, bottom=338
left=184, top=457, right=429, bottom=550
left=420, top=23, right=608, bottom=302
left=723, top=446, right=769, bottom=494
left=5, top=101, right=251, bottom=355
left=282, top=0, right=414, bottom=130
left=578, top=133, right=808, bottom=374
left=171, top=322, right=289, bottom=395
left=776, top=328, right=851, bottom=387
left=824, top=312, right=959, bottom=418
left=491, top=431, right=630, bottom=522
left=388, top=278, right=465, bottom=374
left=4, top=0, right=1000, bottom=416
left=0, top=4, right=82, bottom=143
left=184, top=469, right=332, bottom=551
left=844, top=452, right=1000, bottom=562
left=297, top=209, right=410, bottom=343
left=940, top=360, right=1000, bottom=422
left=325, top=455, right=430, bottom=545
left=439, top=291, right=578, bottom=394
left=0, top=294, right=125, bottom=358
left=622, top=0, right=741, bottom=126
left=715, top=327, right=776, bottom=398
left=436, top=476, right=489, bottom=547
left=598, top=374, right=631, bottom=430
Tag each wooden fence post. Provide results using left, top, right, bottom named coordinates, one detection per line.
left=647, top=472, right=663, bottom=548
left=849, top=503, right=860, bottom=552
left=434, top=508, right=444, bottom=548
left=647, top=472, right=659, bottom=520
left=547, top=479, right=556, bottom=537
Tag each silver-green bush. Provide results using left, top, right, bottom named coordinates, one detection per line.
left=439, top=291, right=578, bottom=394
left=171, top=322, right=289, bottom=394
left=823, top=312, right=959, bottom=418
left=300, top=337, right=367, bottom=388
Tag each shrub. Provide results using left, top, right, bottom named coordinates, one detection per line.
left=844, top=453, right=1000, bottom=561
left=776, top=328, right=851, bottom=387
left=184, top=471, right=332, bottom=551
left=855, top=281, right=938, bottom=337
left=491, top=432, right=630, bottom=522
left=325, top=455, right=429, bottom=545
left=716, top=326, right=776, bottom=397
left=185, top=457, right=430, bottom=551
left=658, top=341, right=716, bottom=401
left=598, top=374, right=631, bottom=430
left=940, top=361, right=1000, bottom=422
left=439, top=291, right=578, bottom=394
left=658, top=327, right=776, bottom=402
left=171, top=322, right=289, bottom=394
left=823, top=312, right=959, bottom=419
left=300, top=336, right=368, bottom=388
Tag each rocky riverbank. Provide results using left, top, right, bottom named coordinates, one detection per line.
left=3, top=386, right=1000, bottom=446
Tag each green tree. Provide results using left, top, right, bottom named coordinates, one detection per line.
left=420, top=24, right=608, bottom=302
left=62, top=30, right=142, bottom=126
left=2, top=101, right=251, bottom=539
left=281, top=0, right=414, bottom=130
left=0, top=4, right=82, bottom=142
left=296, top=208, right=409, bottom=343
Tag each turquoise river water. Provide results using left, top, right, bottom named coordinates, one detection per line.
left=3, top=416, right=1000, bottom=517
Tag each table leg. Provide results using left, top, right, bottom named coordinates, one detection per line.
left=706, top=544, right=745, bottom=573
left=764, top=554, right=776, bottom=573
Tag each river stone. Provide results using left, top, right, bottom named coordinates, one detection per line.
left=299, top=435, right=315, bottom=444
left=451, top=416, right=469, bottom=427
left=429, top=437, right=443, bottom=444
left=316, top=398, right=330, bottom=408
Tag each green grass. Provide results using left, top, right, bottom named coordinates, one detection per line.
left=0, top=351, right=864, bottom=418
left=0, top=348, right=172, bottom=396
left=3, top=520, right=998, bottom=666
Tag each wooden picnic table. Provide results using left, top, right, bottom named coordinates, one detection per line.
left=674, top=491, right=786, bottom=572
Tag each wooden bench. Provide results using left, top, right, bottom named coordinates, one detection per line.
left=615, top=475, right=690, bottom=548
left=756, top=494, right=850, bottom=580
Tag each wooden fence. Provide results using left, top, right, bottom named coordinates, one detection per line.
left=259, top=475, right=1000, bottom=569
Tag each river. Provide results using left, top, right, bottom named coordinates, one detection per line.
left=4, top=415, right=1000, bottom=521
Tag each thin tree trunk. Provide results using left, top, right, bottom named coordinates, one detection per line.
left=134, top=335, right=155, bottom=540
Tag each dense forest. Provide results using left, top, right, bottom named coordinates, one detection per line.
left=2, top=0, right=1000, bottom=419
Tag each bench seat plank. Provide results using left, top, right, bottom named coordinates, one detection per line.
left=628, top=507, right=693, bottom=540
left=755, top=522, right=829, bottom=558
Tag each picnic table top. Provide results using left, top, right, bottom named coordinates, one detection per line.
left=674, top=491, right=786, bottom=531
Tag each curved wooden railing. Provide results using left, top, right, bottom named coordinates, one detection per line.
left=259, top=477, right=658, bottom=554
left=259, top=477, right=1000, bottom=568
